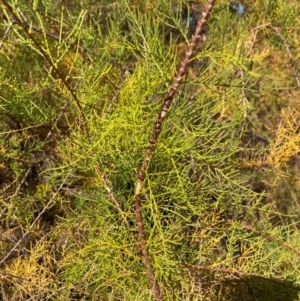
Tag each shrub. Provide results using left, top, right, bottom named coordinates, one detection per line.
left=0, top=0, right=299, bottom=300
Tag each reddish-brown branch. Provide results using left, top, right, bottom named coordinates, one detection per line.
left=95, top=164, right=130, bottom=227
left=133, top=1, right=217, bottom=300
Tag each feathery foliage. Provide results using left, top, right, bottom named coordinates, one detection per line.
left=0, top=0, right=300, bottom=300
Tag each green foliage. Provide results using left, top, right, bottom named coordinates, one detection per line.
left=0, top=0, right=300, bottom=300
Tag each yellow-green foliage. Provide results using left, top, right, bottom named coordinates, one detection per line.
left=0, top=0, right=300, bottom=300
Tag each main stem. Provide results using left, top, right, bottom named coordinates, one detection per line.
left=133, top=1, right=217, bottom=300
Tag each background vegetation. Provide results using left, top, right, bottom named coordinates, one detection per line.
left=0, top=0, right=300, bottom=300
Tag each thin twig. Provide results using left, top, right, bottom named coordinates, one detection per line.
left=133, top=1, right=217, bottom=300
left=237, top=68, right=248, bottom=119
left=103, top=68, right=129, bottom=118
left=241, top=223, right=300, bottom=257
left=2, top=98, right=71, bottom=211
left=0, top=11, right=92, bottom=63
left=267, top=25, right=300, bottom=88
left=94, top=164, right=130, bottom=227
left=0, top=166, right=75, bottom=266
left=1, top=1, right=89, bottom=134
left=0, top=21, right=12, bottom=49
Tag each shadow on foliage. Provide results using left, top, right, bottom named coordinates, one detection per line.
left=189, top=266, right=300, bottom=301
left=216, top=274, right=300, bottom=301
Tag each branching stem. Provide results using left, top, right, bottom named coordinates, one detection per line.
left=133, top=1, right=217, bottom=299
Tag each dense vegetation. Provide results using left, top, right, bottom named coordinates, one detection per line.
left=0, top=0, right=300, bottom=300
